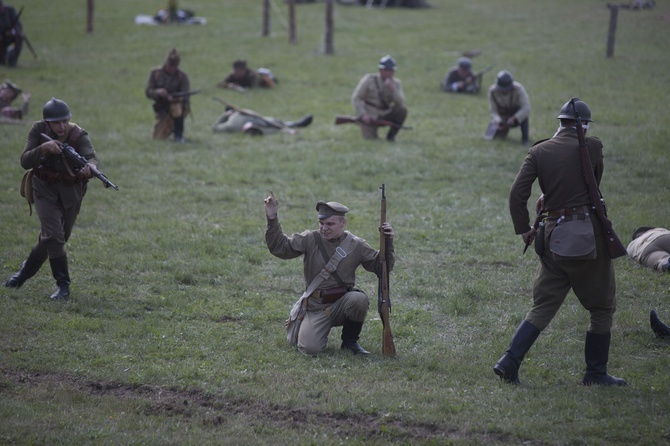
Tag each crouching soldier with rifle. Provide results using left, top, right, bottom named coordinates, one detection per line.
left=351, top=55, right=408, bottom=142
left=145, top=48, right=198, bottom=143
left=264, top=191, right=395, bottom=356
left=5, top=98, right=112, bottom=300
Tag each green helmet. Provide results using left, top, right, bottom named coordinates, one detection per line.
left=378, top=55, right=397, bottom=71
left=557, top=97, right=592, bottom=122
left=496, top=70, right=513, bottom=90
left=42, top=97, right=72, bottom=121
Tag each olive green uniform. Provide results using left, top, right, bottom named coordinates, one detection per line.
left=21, top=121, right=99, bottom=261
left=509, top=127, right=616, bottom=333
left=265, top=218, right=395, bottom=355
left=145, top=65, right=190, bottom=139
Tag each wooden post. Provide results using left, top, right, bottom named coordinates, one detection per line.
left=324, top=0, right=334, bottom=54
left=289, top=0, right=296, bottom=45
left=86, top=0, right=94, bottom=33
left=606, top=4, right=619, bottom=58
left=262, top=0, right=270, bottom=36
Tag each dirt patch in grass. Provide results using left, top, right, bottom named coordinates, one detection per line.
left=1, top=367, right=546, bottom=444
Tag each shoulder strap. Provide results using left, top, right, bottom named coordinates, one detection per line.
left=314, top=233, right=350, bottom=286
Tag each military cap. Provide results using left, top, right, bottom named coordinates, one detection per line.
left=165, top=48, right=181, bottom=66
left=457, top=57, right=472, bottom=68
left=1, top=79, right=21, bottom=94
left=316, top=201, right=349, bottom=219
left=631, top=226, right=655, bottom=241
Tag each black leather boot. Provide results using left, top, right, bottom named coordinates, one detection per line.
left=5, top=250, right=46, bottom=288
left=650, top=310, right=670, bottom=339
left=494, top=320, right=541, bottom=384
left=341, top=319, right=370, bottom=355
left=49, top=255, right=71, bottom=300
left=582, top=331, right=627, bottom=386
left=173, top=117, right=185, bottom=142
left=285, top=114, right=313, bottom=128
left=386, top=126, right=399, bottom=142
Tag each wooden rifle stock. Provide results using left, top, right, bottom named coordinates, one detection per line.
left=334, top=115, right=412, bottom=130
left=378, top=184, right=396, bottom=357
left=572, top=100, right=627, bottom=259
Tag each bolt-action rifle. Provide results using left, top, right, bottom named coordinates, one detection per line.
left=377, top=184, right=396, bottom=357
left=152, top=89, right=200, bottom=113
left=334, top=115, right=412, bottom=130
left=40, top=133, right=119, bottom=191
left=572, top=98, right=627, bottom=259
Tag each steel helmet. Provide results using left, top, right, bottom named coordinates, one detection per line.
left=378, top=55, right=397, bottom=71
left=496, top=70, right=513, bottom=90
left=557, top=97, right=593, bottom=122
left=42, top=97, right=72, bottom=121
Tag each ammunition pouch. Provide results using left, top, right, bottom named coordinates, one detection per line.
left=311, top=286, right=351, bottom=304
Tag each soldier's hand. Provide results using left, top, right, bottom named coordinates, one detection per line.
left=381, top=222, right=394, bottom=239
left=264, top=190, right=279, bottom=219
left=361, top=114, right=374, bottom=125
left=384, top=77, right=395, bottom=91
left=40, top=140, right=62, bottom=155
left=522, top=227, right=537, bottom=246
left=156, top=88, right=169, bottom=98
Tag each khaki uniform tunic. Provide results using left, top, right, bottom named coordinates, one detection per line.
left=627, top=228, right=670, bottom=271
left=509, top=127, right=616, bottom=333
left=488, top=81, right=531, bottom=125
left=21, top=121, right=99, bottom=260
left=265, top=218, right=395, bottom=354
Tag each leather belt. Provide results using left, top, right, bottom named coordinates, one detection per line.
left=548, top=206, right=591, bottom=218
left=311, top=286, right=350, bottom=304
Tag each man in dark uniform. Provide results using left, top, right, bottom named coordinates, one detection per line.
left=0, top=78, right=29, bottom=120
left=351, top=55, right=407, bottom=142
left=0, top=0, right=23, bottom=67
left=441, top=57, right=480, bottom=94
left=494, top=98, right=627, bottom=386
left=264, top=191, right=395, bottom=355
left=145, top=48, right=191, bottom=142
left=5, top=98, right=100, bottom=300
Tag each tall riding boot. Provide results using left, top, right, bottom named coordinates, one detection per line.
left=5, top=250, right=46, bottom=288
left=650, top=310, right=670, bottom=339
left=493, top=320, right=541, bottom=384
left=582, top=331, right=627, bottom=386
left=173, top=117, right=185, bottom=142
left=520, top=119, right=530, bottom=145
left=49, top=255, right=71, bottom=300
left=386, top=126, right=400, bottom=142
left=341, top=318, right=370, bottom=355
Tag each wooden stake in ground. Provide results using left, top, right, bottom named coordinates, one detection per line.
left=606, top=4, right=619, bottom=58
left=324, top=0, right=334, bottom=54
left=262, top=0, right=270, bottom=36
left=288, top=0, right=296, bottom=45
left=87, top=0, right=94, bottom=33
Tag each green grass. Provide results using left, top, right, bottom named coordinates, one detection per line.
left=1, top=0, right=670, bottom=444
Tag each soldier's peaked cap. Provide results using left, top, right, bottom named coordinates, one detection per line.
left=316, top=201, right=349, bottom=219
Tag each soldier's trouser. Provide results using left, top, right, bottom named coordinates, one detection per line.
left=526, top=225, right=616, bottom=334
left=33, top=193, right=81, bottom=259
left=360, top=105, right=408, bottom=140
left=297, top=291, right=369, bottom=355
left=153, top=114, right=174, bottom=140
left=639, top=234, right=670, bottom=271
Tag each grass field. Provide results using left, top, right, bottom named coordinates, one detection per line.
left=1, top=0, right=670, bottom=444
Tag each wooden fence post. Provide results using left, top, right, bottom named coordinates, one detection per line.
left=606, top=4, right=619, bottom=58
left=324, top=0, right=334, bottom=54
left=289, top=0, right=296, bottom=45
left=262, top=0, right=270, bottom=36
left=87, top=0, right=94, bottom=33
